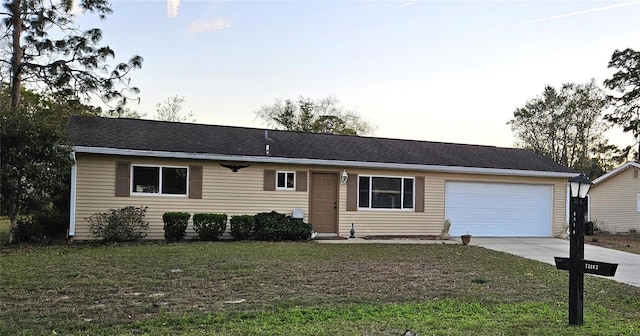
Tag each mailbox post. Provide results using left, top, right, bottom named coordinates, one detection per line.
left=555, top=173, right=618, bottom=326
left=568, top=176, right=587, bottom=326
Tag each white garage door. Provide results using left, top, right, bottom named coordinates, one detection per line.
left=445, top=182, right=553, bottom=237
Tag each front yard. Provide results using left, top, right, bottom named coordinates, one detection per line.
left=1, top=242, right=638, bottom=335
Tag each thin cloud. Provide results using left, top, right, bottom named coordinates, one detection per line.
left=167, top=0, right=180, bottom=18
left=398, top=2, right=416, bottom=8
left=505, top=1, right=640, bottom=29
left=187, top=18, right=232, bottom=36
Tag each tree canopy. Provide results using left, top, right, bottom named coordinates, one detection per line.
left=0, top=88, right=99, bottom=240
left=0, top=0, right=141, bottom=242
left=603, top=48, right=640, bottom=160
left=1, top=0, right=143, bottom=113
left=508, top=80, right=623, bottom=178
left=255, top=95, right=376, bottom=136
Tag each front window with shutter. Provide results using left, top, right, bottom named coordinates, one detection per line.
left=358, top=175, right=414, bottom=209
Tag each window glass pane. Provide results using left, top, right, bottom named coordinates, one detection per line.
left=277, top=172, right=295, bottom=189
left=286, top=172, right=295, bottom=189
left=403, top=178, right=414, bottom=209
left=277, top=172, right=286, bottom=188
left=162, top=167, right=187, bottom=194
left=358, top=176, right=370, bottom=208
left=371, top=177, right=402, bottom=208
left=133, top=166, right=159, bottom=193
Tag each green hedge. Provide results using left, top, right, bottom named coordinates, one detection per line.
left=230, top=215, right=254, bottom=240
left=253, top=211, right=312, bottom=241
left=193, top=213, right=227, bottom=241
left=162, top=212, right=191, bottom=241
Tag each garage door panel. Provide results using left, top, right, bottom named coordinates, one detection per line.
left=445, top=182, right=552, bottom=237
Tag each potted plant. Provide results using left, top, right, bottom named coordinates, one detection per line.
left=461, top=232, right=471, bottom=245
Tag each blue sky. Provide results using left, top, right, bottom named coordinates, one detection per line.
left=79, top=1, right=640, bottom=147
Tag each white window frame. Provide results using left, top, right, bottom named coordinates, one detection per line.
left=358, top=175, right=415, bottom=210
left=637, top=193, right=640, bottom=212
left=131, top=164, right=189, bottom=197
left=276, top=171, right=296, bottom=190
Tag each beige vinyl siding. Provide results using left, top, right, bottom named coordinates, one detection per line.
left=590, top=166, right=640, bottom=233
left=336, top=169, right=567, bottom=238
left=74, top=154, right=568, bottom=239
left=74, top=154, right=311, bottom=240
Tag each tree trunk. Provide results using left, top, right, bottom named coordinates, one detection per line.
left=10, top=0, right=23, bottom=113
left=8, top=215, right=18, bottom=244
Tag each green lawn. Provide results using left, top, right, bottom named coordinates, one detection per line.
left=1, top=242, right=638, bottom=335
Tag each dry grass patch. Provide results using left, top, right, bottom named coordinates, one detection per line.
left=586, top=232, right=640, bottom=254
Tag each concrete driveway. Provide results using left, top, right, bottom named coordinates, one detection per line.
left=472, top=238, right=640, bottom=287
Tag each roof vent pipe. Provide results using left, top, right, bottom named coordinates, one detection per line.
left=264, top=130, right=269, bottom=139
left=265, top=144, right=270, bottom=155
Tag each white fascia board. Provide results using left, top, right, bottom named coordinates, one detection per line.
left=69, top=152, right=77, bottom=237
left=592, top=161, right=640, bottom=185
left=73, top=146, right=577, bottom=179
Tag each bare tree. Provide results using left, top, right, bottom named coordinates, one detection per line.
left=154, top=95, right=195, bottom=122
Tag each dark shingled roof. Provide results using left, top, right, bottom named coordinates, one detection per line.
left=68, top=115, right=575, bottom=173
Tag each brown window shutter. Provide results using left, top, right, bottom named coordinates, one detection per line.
left=346, top=173, right=358, bottom=211
left=295, top=171, right=307, bottom=191
left=264, top=170, right=276, bottom=191
left=115, top=162, right=130, bottom=197
left=189, top=165, right=203, bottom=199
left=415, top=176, right=425, bottom=212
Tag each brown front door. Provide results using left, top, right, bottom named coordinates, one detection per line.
left=310, top=173, right=338, bottom=233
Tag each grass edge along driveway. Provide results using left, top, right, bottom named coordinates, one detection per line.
left=1, top=242, right=638, bottom=335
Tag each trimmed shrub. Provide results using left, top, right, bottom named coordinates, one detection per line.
left=32, top=208, right=68, bottom=239
left=253, top=211, right=312, bottom=241
left=87, top=206, right=148, bottom=242
left=163, top=212, right=191, bottom=241
left=193, top=213, right=227, bottom=241
left=230, top=215, right=254, bottom=240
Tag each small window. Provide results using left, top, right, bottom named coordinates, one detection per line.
left=276, top=171, right=295, bottom=190
left=132, top=165, right=188, bottom=196
left=358, top=175, right=414, bottom=209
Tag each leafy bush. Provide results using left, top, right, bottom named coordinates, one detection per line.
left=163, top=212, right=191, bottom=241
left=193, top=213, right=227, bottom=241
left=32, top=208, right=68, bottom=239
left=10, top=208, right=69, bottom=244
left=253, top=211, right=312, bottom=241
left=87, top=206, right=148, bottom=242
left=230, top=215, right=254, bottom=240
left=11, top=217, right=45, bottom=243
